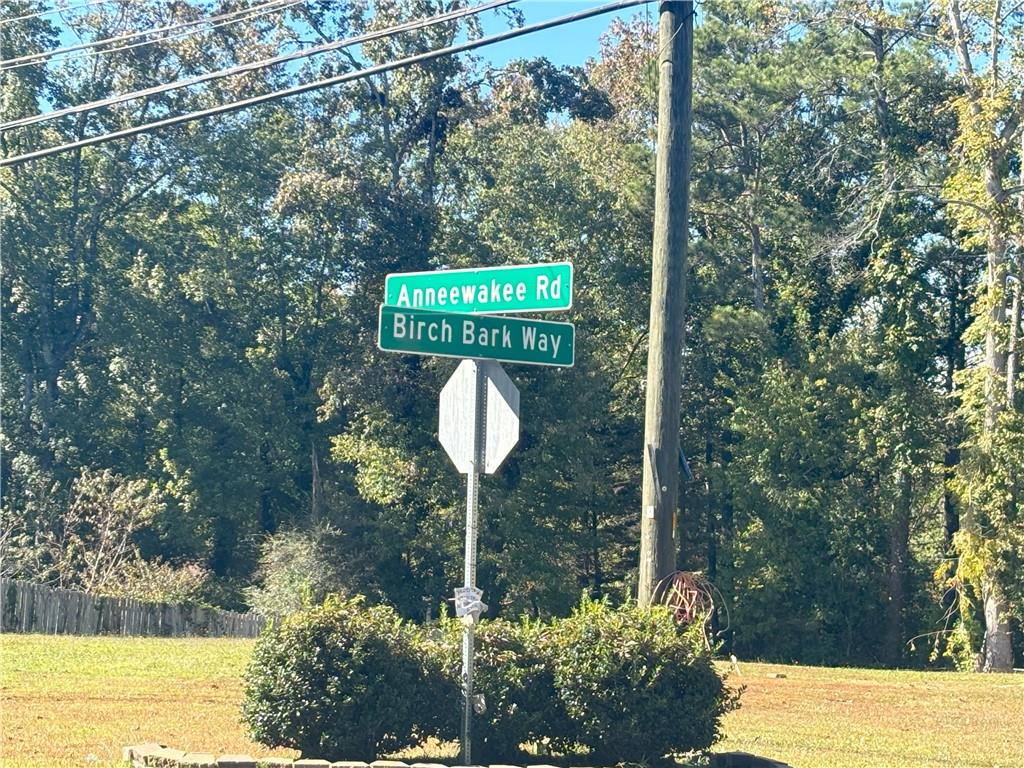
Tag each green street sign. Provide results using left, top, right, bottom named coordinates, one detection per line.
left=384, top=261, right=573, bottom=315
left=378, top=305, right=575, bottom=367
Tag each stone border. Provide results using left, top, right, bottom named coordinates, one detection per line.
left=123, top=746, right=789, bottom=768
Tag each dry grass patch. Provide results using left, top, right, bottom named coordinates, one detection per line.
left=0, top=634, right=295, bottom=768
left=717, top=662, right=1024, bottom=768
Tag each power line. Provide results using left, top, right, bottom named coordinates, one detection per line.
left=0, top=1, right=301, bottom=73
left=20, top=1, right=305, bottom=73
left=2, top=0, right=515, bottom=131
left=1, top=0, right=301, bottom=70
left=0, top=0, right=119, bottom=27
left=0, top=0, right=648, bottom=168
left=1, top=0, right=296, bottom=69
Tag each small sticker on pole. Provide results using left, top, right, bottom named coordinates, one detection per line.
left=454, top=586, right=488, bottom=623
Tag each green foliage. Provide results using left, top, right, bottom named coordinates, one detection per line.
left=244, top=597, right=732, bottom=762
left=244, top=527, right=351, bottom=617
left=240, top=596, right=456, bottom=761
left=447, top=601, right=735, bottom=762
left=491, top=58, right=614, bottom=124
left=435, top=614, right=570, bottom=762
left=544, top=598, right=734, bottom=762
left=1, top=461, right=165, bottom=594
left=95, top=559, right=211, bottom=605
left=0, top=449, right=65, bottom=582
left=330, top=417, right=418, bottom=507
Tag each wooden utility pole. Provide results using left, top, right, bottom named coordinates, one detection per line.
left=639, top=0, right=693, bottom=606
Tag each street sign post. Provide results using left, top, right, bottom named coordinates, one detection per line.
left=377, top=305, right=575, bottom=367
left=377, top=261, right=573, bottom=765
left=385, top=261, right=573, bottom=315
left=438, top=359, right=520, bottom=763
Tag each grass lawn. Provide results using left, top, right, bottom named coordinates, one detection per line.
left=716, top=661, right=1022, bottom=768
left=1, top=634, right=1021, bottom=768
left=0, top=634, right=297, bottom=767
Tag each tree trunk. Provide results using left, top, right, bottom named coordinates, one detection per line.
left=940, top=442, right=960, bottom=653
left=983, top=218, right=1009, bottom=431
left=21, top=371, right=34, bottom=432
left=941, top=265, right=967, bottom=635
left=982, top=579, right=1014, bottom=671
left=259, top=441, right=277, bottom=534
left=750, top=221, right=766, bottom=313
left=884, top=471, right=912, bottom=666
left=310, top=440, right=323, bottom=524
left=704, top=435, right=717, bottom=583
left=980, top=190, right=1013, bottom=670
left=1008, top=279, right=1021, bottom=406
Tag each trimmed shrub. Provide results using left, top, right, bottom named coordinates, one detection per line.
left=241, top=595, right=457, bottom=760
left=242, top=596, right=734, bottom=764
left=439, top=616, right=570, bottom=762
left=543, top=597, right=734, bottom=762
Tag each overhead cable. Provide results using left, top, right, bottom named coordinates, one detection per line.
left=0, top=0, right=648, bottom=168
left=1, top=0, right=302, bottom=70
left=0, top=3, right=303, bottom=74
left=1, top=0, right=120, bottom=26
left=1, top=0, right=515, bottom=131
left=17, top=0, right=304, bottom=73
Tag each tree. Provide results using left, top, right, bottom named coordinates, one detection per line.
left=1, top=464, right=163, bottom=592
left=2, top=1, right=309, bottom=589
left=2, top=0, right=1021, bottom=671
left=942, top=0, right=1024, bottom=671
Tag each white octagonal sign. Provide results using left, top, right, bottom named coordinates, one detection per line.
left=439, top=359, right=520, bottom=475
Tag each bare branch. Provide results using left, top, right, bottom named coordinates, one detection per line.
left=994, top=184, right=1024, bottom=203
left=947, top=0, right=980, bottom=105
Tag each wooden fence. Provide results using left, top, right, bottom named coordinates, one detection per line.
left=0, top=579, right=269, bottom=638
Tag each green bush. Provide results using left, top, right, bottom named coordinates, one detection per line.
left=96, top=558, right=210, bottom=604
left=244, top=526, right=351, bottom=617
left=439, top=616, right=570, bottom=762
left=241, top=595, right=457, bottom=760
left=242, top=596, right=734, bottom=764
left=544, top=597, right=734, bottom=763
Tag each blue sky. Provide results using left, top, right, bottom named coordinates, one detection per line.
left=40, top=1, right=647, bottom=67
left=31, top=0, right=651, bottom=113
left=40, top=1, right=647, bottom=72
left=478, top=1, right=648, bottom=68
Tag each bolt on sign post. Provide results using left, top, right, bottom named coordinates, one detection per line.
left=377, top=263, right=572, bottom=764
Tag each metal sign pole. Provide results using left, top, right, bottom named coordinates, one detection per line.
left=461, top=360, right=485, bottom=766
